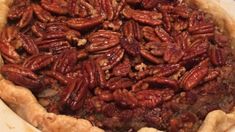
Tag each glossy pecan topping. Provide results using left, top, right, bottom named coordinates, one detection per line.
left=1, top=0, right=234, bottom=131
left=60, top=77, right=89, bottom=110
left=87, top=30, right=120, bottom=53
left=122, top=6, right=162, bottom=26
left=180, top=59, right=209, bottom=90
left=23, top=53, right=54, bottom=71
left=67, top=16, right=104, bottom=31
left=1, top=64, right=43, bottom=92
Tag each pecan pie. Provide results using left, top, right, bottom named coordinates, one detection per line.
left=0, top=0, right=235, bottom=132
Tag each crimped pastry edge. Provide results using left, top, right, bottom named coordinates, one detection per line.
left=0, top=0, right=235, bottom=132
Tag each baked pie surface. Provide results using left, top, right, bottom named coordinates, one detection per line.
left=0, top=0, right=234, bottom=132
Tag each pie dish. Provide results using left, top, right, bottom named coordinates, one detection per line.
left=0, top=0, right=234, bottom=132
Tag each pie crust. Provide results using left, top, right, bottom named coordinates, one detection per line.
left=0, top=0, right=234, bottom=132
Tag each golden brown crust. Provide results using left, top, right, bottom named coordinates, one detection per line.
left=0, top=0, right=235, bottom=132
left=0, top=0, right=10, bottom=30
left=0, top=79, right=103, bottom=132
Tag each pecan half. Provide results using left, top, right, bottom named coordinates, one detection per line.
left=112, top=58, right=131, bottom=77
left=134, top=64, right=181, bottom=80
left=1, top=64, right=42, bottom=92
left=180, top=59, right=209, bottom=90
left=155, top=26, right=174, bottom=42
left=67, top=0, right=80, bottom=17
left=60, top=77, right=89, bottom=110
left=31, top=22, right=46, bottom=37
left=164, top=43, right=184, bottom=64
left=182, top=38, right=209, bottom=61
left=42, top=70, right=69, bottom=85
left=82, top=60, right=99, bottom=89
left=142, top=26, right=161, bottom=42
left=32, top=4, right=54, bottom=23
left=97, top=46, right=124, bottom=70
left=126, top=0, right=141, bottom=4
left=140, top=49, right=163, bottom=64
left=208, top=46, right=225, bottom=66
left=120, top=38, right=140, bottom=56
left=123, top=20, right=142, bottom=43
left=189, top=21, right=215, bottom=40
left=106, top=77, right=133, bottom=90
left=87, top=30, right=120, bottom=53
left=142, top=0, right=159, bottom=9
left=52, top=49, right=78, bottom=74
left=36, top=39, right=72, bottom=54
left=133, top=76, right=178, bottom=90
left=203, top=69, right=220, bottom=83
left=175, top=32, right=191, bottom=50
left=0, top=41, right=21, bottom=64
left=41, top=0, right=68, bottom=15
left=95, top=88, right=114, bottom=102
left=173, top=19, right=188, bottom=31
left=23, top=53, right=54, bottom=71
left=17, top=6, right=33, bottom=28
left=8, top=0, right=29, bottom=20
left=136, top=89, right=174, bottom=108
left=113, top=89, right=138, bottom=108
left=17, top=33, right=39, bottom=55
left=0, top=26, right=18, bottom=43
left=122, top=6, right=162, bottom=26
left=214, top=33, right=229, bottom=47
left=172, top=5, right=190, bottom=18
left=94, top=0, right=116, bottom=21
left=67, top=16, right=104, bottom=31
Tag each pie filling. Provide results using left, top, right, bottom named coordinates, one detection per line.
left=0, top=0, right=235, bottom=132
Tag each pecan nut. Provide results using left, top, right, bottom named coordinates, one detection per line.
left=67, top=16, right=104, bottom=31
left=23, top=53, right=54, bottom=71
left=134, top=64, right=181, bottom=80
left=0, top=41, right=21, bottom=64
left=36, top=39, right=72, bottom=54
left=95, top=0, right=116, bottom=21
left=60, top=77, right=89, bottom=111
left=120, top=38, right=140, bottom=56
left=97, top=46, right=124, bottom=70
left=31, top=22, right=46, bottom=37
left=208, top=46, right=225, bottom=66
left=123, top=20, right=142, bottom=43
left=140, top=49, right=164, bottom=64
left=180, top=59, right=209, bottom=90
left=182, top=38, right=209, bottom=61
left=17, top=33, right=39, bottom=55
left=82, top=60, right=99, bottom=89
left=113, top=89, right=138, bottom=108
left=42, top=70, right=69, bottom=85
left=122, top=6, right=162, bottom=26
left=17, top=6, right=33, bottom=28
left=112, top=58, right=131, bottom=77
left=52, top=49, right=78, bottom=74
left=41, top=0, right=68, bottom=15
left=164, top=43, right=184, bottom=64
left=136, top=89, right=174, bottom=108
left=155, top=26, right=174, bottom=42
left=106, top=77, right=133, bottom=90
left=8, top=1, right=27, bottom=20
left=32, top=4, right=54, bottom=23
left=1, top=64, right=43, bottom=92
left=87, top=30, right=120, bottom=53
left=132, top=76, right=178, bottom=91
left=142, top=26, right=161, bottom=42
left=0, top=26, right=18, bottom=43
